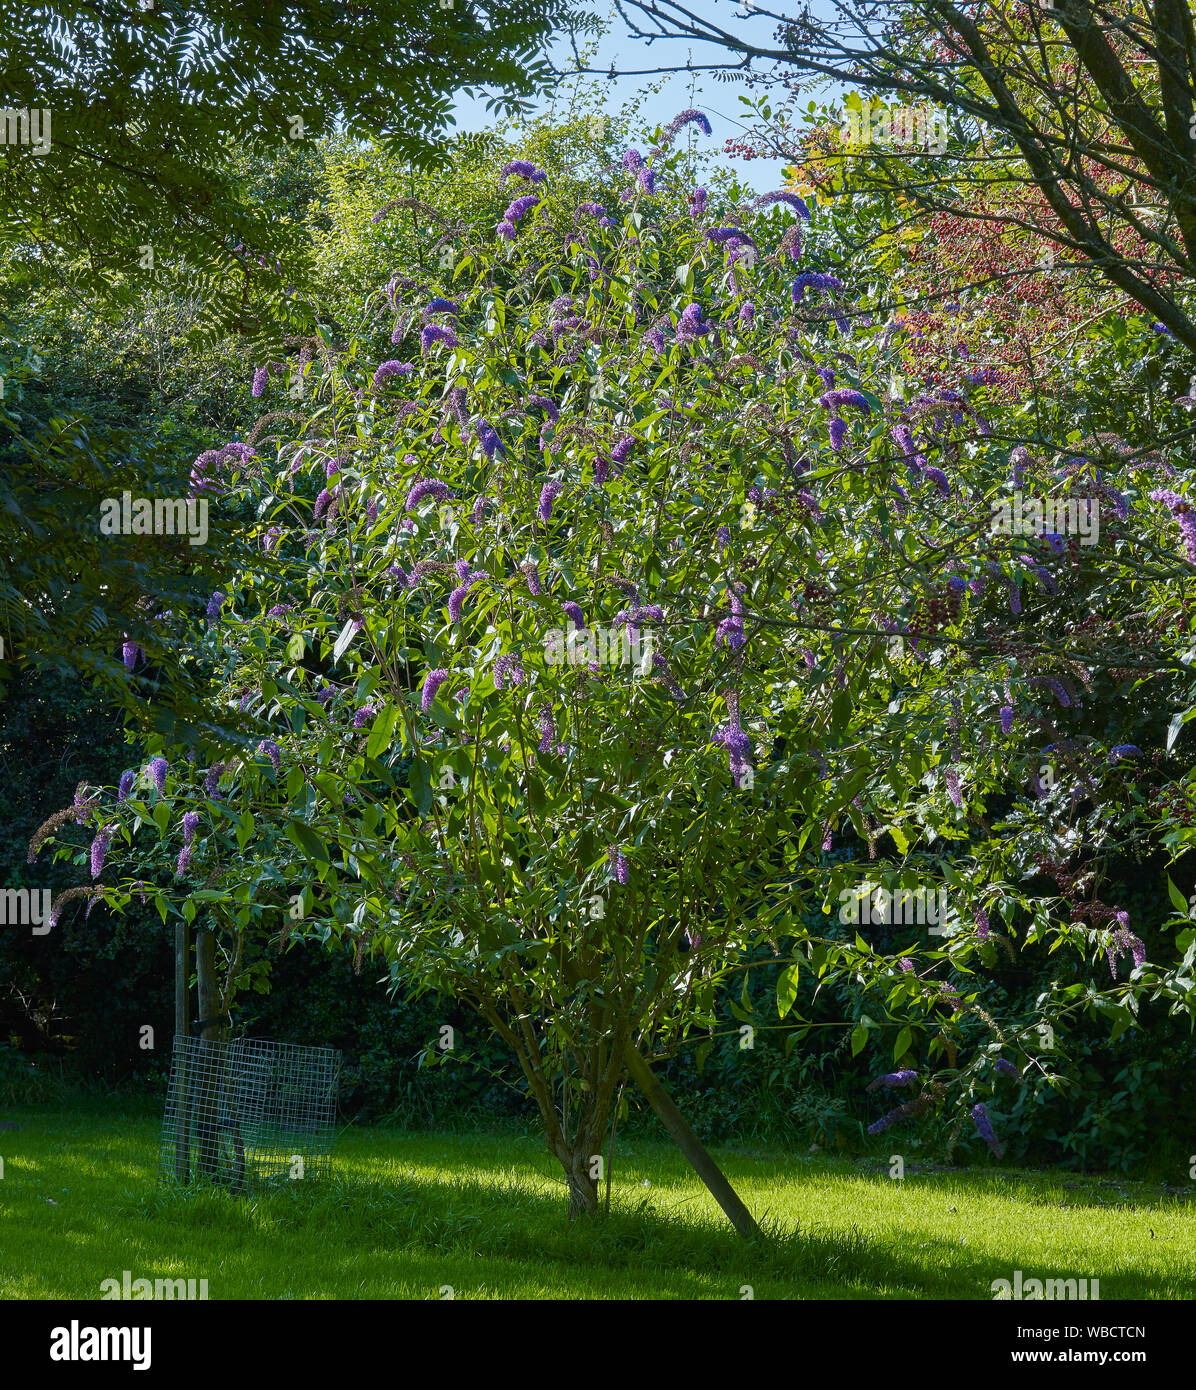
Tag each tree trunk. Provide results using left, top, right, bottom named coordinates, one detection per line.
left=622, top=1041, right=761, bottom=1241
left=566, top=1163, right=599, bottom=1219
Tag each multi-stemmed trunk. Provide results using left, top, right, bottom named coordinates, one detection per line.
left=482, top=999, right=759, bottom=1235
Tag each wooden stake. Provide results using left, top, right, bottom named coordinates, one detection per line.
left=622, top=1041, right=760, bottom=1241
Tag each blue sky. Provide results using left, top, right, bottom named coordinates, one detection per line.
left=450, top=1, right=818, bottom=191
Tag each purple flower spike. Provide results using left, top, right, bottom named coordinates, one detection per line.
left=90, top=826, right=114, bottom=879
left=448, top=581, right=474, bottom=623
left=502, top=194, right=540, bottom=227
left=708, top=227, right=757, bottom=251
left=421, top=324, right=458, bottom=354
left=204, top=763, right=224, bottom=800
left=405, top=479, right=452, bottom=510
left=373, top=360, right=415, bottom=389
left=562, top=601, right=586, bottom=630
left=494, top=653, right=524, bottom=689
left=874, top=1070, right=918, bottom=1088
left=422, top=668, right=450, bottom=712
left=1149, top=489, right=1196, bottom=563
left=1107, top=912, right=1146, bottom=977
left=867, top=1104, right=908, bottom=1135
left=118, top=771, right=135, bottom=803
left=500, top=159, right=547, bottom=184
left=753, top=190, right=811, bottom=220
left=924, top=466, right=951, bottom=496
left=175, top=810, right=200, bottom=878
left=1109, top=744, right=1142, bottom=761
left=610, top=848, right=630, bottom=884
left=971, top=1103, right=1004, bottom=1157
left=791, top=271, right=844, bottom=302
left=676, top=303, right=712, bottom=342
left=663, top=108, right=712, bottom=140
left=716, top=616, right=746, bottom=650
left=944, top=767, right=962, bottom=807
left=999, top=705, right=1014, bottom=735
left=258, top=739, right=282, bottom=773
left=149, top=756, right=168, bottom=796
left=716, top=723, right=752, bottom=787
left=527, top=395, right=559, bottom=423
left=476, top=420, right=505, bottom=459
left=995, top=1058, right=1019, bottom=1078
left=828, top=418, right=846, bottom=450
left=538, top=707, right=556, bottom=753
left=820, top=388, right=870, bottom=414
left=539, top=480, right=562, bottom=522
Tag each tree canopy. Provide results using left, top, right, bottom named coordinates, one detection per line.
left=35, top=107, right=1196, bottom=1225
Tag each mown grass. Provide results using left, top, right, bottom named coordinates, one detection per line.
left=1, top=1102, right=1192, bottom=1299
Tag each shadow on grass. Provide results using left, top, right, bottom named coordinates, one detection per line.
left=7, top=1105, right=1193, bottom=1299
left=127, top=1159, right=1192, bottom=1300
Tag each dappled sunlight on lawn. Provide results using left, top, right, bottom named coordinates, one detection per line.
left=2, top=1107, right=1193, bottom=1299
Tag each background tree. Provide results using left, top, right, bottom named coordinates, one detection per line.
left=0, top=1, right=586, bottom=733
left=611, top=0, right=1196, bottom=348
left=0, top=0, right=584, bottom=343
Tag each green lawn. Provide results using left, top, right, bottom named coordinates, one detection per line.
left=1, top=1104, right=1192, bottom=1299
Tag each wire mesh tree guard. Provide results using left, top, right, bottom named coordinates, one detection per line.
left=159, top=1035, right=341, bottom=1192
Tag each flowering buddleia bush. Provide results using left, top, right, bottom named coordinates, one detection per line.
left=38, top=114, right=1196, bottom=1216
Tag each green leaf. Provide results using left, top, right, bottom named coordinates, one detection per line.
left=831, top=690, right=853, bottom=732
left=777, top=963, right=800, bottom=1018
left=851, top=1022, right=868, bottom=1057
left=332, top=618, right=358, bottom=663
left=1167, top=875, right=1189, bottom=916
left=366, top=703, right=399, bottom=759
left=1166, top=705, right=1196, bottom=751
left=408, top=759, right=433, bottom=815
left=284, top=820, right=329, bottom=868
left=894, top=1026, right=912, bottom=1061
